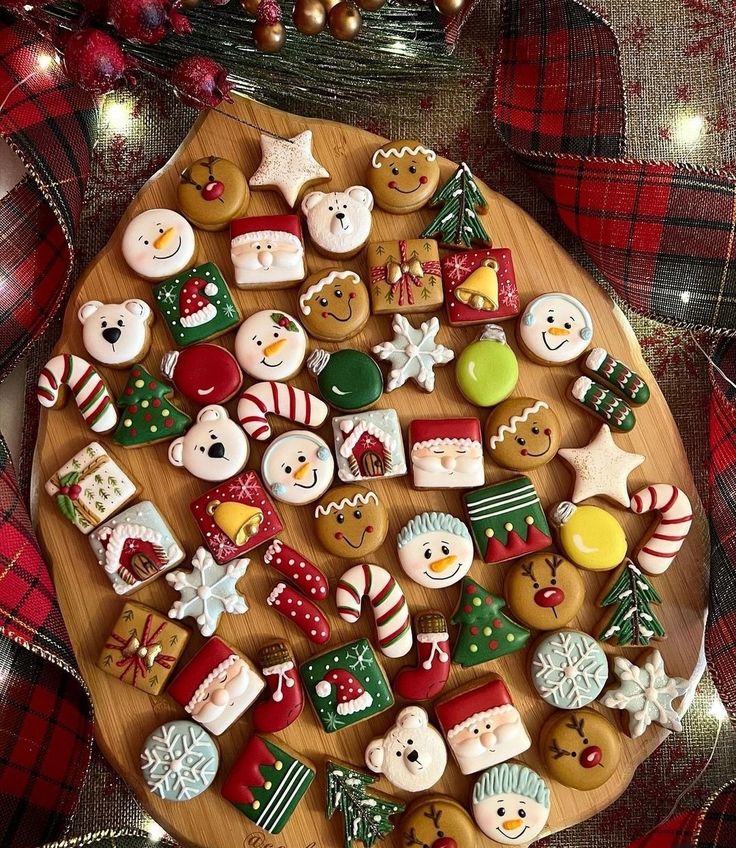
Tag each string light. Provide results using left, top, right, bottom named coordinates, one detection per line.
left=36, top=53, right=56, bottom=72
left=709, top=693, right=728, bottom=723
left=673, top=113, right=705, bottom=149
left=0, top=49, right=57, bottom=115
left=681, top=290, right=691, bottom=304
left=102, top=98, right=133, bottom=133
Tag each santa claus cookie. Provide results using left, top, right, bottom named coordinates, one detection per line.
left=517, top=292, right=593, bottom=365
left=504, top=553, right=585, bottom=630
left=408, top=418, right=484, bottom=490
left=168, top=405, right=249, bottom=482
left=121, top=209, right=197, bottom=281
left=397, top=512, right=474, bottom=589
left=400, top=796, right=476, bottom=848
left=472, top=763, right=550, bottom=845
left=367, top=140, right=440, bottom=214
left=178, top=155, right=250, bottom=231
left=313, top=484, right=388, bottom=558
left=252, top=641, right=304, bottom=733
left=393, top=611, right=451, bottom=701
left=161, top=344, right=243, bottom=405
left=261, top=430, right=335, bottom=505
left=78, top=299, right=153, bottom=368
left=297, top=269, right=371, bottom=341
left=230, top=215, right=305, bottom=288
left=234, top=309, right=307, bottom=381
left=485, top=397, right=561, bottom=471
left=301, top=186, right=374, bottom=259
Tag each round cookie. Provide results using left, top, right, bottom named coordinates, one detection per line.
left=161, top=344, right=243, bottom=405
left=504, top=553, right=585, bottom=630
left=261, top=430, right=335, bottom=506
left=121, top=208, right=196, bottom=281
left=530, top=630, right=608, bottom=709
left=297, top=269, right=370, bottom=341
left=367, top=139, right=440, bottom=214
left=313, top=484, right=388, bottom=558
left=308, top=348, right=383, bottom=411
left=400, top=796, right=476, bottom=848
left=178, top=155, right=250, bottom=231
left=472, top=763, right=550, bottom=845
left=140, top=720, right=219, bottom=801
left=235, top=310, right=307, bottom=381
left=517, top=292, right=593, bottom=365
left=550, top=501, right=627, bottom=571
left=485, top=397, right=561, bottom=471
left=396, top=512, right=474, bottom=589
left=78, top=298, right=153, bottom=368
left=301, top=186, right=374, bottom=259
left=455, top=324, right=518, bottom=407
left=539, top=708, right=621, bottom=791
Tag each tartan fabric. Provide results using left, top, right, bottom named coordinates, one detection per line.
left=626, top=811, right=701, bottom=848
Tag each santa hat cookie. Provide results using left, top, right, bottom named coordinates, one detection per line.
left=315, top=669, right=374, bottom=716
left=179, top=276, right=218, bottom=327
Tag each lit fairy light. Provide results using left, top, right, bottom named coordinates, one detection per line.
left=103, top=99, right=133, bottom=132
left=145, top=819, right=166, bottom=843
left=681, top=290, right=691, bottom=304
left=36, top=53, right=56, bottom=72
left=389, top=39, right=411, bottom=55
left=674, top=113, right=704, bottom=148
left=709, top=693, right=728, bottom=723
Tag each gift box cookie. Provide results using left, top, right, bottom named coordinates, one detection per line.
left=442, top=248, right=520, bottom=326
left=367, top=238, right=443, bottom=314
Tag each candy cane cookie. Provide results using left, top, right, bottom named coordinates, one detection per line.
left=37, top=354, right=118, bottom=433
left=237, top=380, right=328, bottom=441
left=266, top=582, right=330, bottom=644
left=263, top=539, right=329, bottom=601
left=630, top=484, right=693, bottom=575
left=335, top=563, right=412, bottom=658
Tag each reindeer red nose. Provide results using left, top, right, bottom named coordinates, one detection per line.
left=202, top=181, right=224, bottom=201
left=580, top=746, right=602, bottom=768
left=432, top=838, right=457, bottom=848
left=534, top=587, right=565, bottom=607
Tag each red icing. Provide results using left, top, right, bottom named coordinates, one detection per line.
left=409, top=417, right=481, bottom=448
left=433, top=839, right=457, bottom=848
left=267, top=583, right=330, bottom=644
left=168, top=637, right=235, bottom=707
left=252, top=650, right=305, bottom=733
left=535, top=586, right=565, bottom=607
left=263, top=540, right=329, bottom=601
left=221, top=736, right=275, bottom=806
left=435, top=678, right=514, bottom=735
left=483, top=525, right=551, bottom=564
left=231, top=214, right=303, bottom=242
left=167, top=344, right=243, bottom=405
left=580, top=746, right=602, bottom=768
left=394, top=622, right=450, bottom=701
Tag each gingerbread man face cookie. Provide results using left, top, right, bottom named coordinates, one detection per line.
left=178, top=155, right=250, bottom=231
left=504, top=553, right=585, bottom=630
left=367, top=140, right=440, bottom=214
left=235, top=310, right=307, bottom=381
left=298, top=269, right=371, bottom=341
left=401, top=796, right=476, bottom=848
left=121, top=209, right=196, bottom=281
left=261, top=430, right=335, bottom=506
left=486, top=397, right=561, bottom=471
left=313, top=484, right=388, bottom=558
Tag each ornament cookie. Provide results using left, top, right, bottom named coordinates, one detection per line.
left=408, top=417, right=484, bottom=489
left=262, top=539, right=329, bottom=601
left=141, top=721, right=218, bottom=801
left=37, top=354, right=117, bottom=434
left=597, top=558, right=665, bottom=646
left=504, top=553, right=584, bottom=631
left=400, top=796, right=475, bottom=848
left=298, top=269, right=370, bottom=341
left=442, top=247, right=521, bottom=326
left=121, top=208, right=196, bottom=281
left=333, top=409, right=407, bottom=482
left=630, top=483, right=693, bottom=575
left=248, top=129, right=329, bottom=208
left=569, top=376, right=636, bottom=432
left=178, top=155, right=250, bottom=230
left=235, top=309, right=307, bottom=381
left=168, top=637, right=265, bottom=735
left=583, top=347, right=650, bottom=405
left=313, top=484, right=388, bottom=558
left=78, top=299, right=153, bottom=368
left=455, top=324, right=518, bottom=407
left=518, top=292, right=593, bottom=365
left=161, top=344, right=242, bottom=405
left=393, top=611, right=450, bottom=702
left=472, top=763, right=550, bottom=845
left=237, top=381, right=329, bottom=441
left=365, top=706, right=447, bottom=792
left=301, top=185, right=374, bottom=258
left=435, top=677, right=531, bottom=775
left=112, top=365, right=191, bottom=448
left=486, top=397, right=560, bottom=471
left=168, top=405, right=249, bottom=482
left=367, top=140, right=440, bottom=214
left=308, top=348, right=384, bottom=411
left=261, top=430, right=334, bottom=505
left=397, top=512, right=474, bottom=589
left=266, top=582, right=330, bottom=645
left=550, top=501, right=626, bottom=571
left=531, top=630, right=608, bottom=709
left=420, top=162, right=491, bottom=248
left=230, top=214, right=305, bottom=288
left=367, top=238, right=443, bottom=314
left=372, top=314, right=454, bottom=392
left=252, top=642, right=304, bottom=733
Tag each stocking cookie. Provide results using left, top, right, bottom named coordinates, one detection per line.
left=372, top=314, right=454, bottom=392
left=298, top=269, right=370, bottom=341
left=400, top=797, right=475, bottom=848
left=235, top=309, right=307, bottom=381
left=332, top=409, right=407, bottom=482
left=178, top=155, right=250, bottom=230
left=530, top=630, right=608, bottom=709
left=261, top=430, right=335, bottom=505
left=262, top=539, right=329, bottom=601
left=37, top=354, right=117, bottom=434
left=596, top=558, right=665, bottom=646
left=252, top=642, right=305, bottom=733
left=112, top=365, right=191, bottom=448
left=168, top=405, right=249, bottom=482
left=455, top=324, right=518, bottom=407
left=393, top=611, right=451, bottom=701
left=237, top=381, right=329, bottom=441
left=78, top=299, right=153, bottom=368
left=582, top=347, right=650, bottom=405
left=314, top=484, right=388, bottom=558
left=504, top=553, right=585, bottom=630
left=230, top=215, right=305, bottom=288
left=122, top=209, right=197, bottom=281
left=266, top=583, right=330, bottom=645
left=408, top=418, right=484, bottom=489
left=301, top=186, right=374, bottom=258
left=397, top=512, right=474, bottom=588
left=569, top=376, right=636, bottom=432
left=486, top=397, right=560, bottom=471
left=630, top=483, right=693, bottom=575
left=472, top=763, right=550, bottom=845
left=367, top=238, right=443, bottom=315
left=248, top=129, right=329, bottom=207
left=161, top=344, right=242, bottom=405
left=550, top=501, right=627, bottom=571
left=517, top=292, right=593, bottom=365
left=442, top=248, right=521, bottom=326
left=308, top=348, right=384, bottom=411
left=367, top=140, right=440, bottom=214
left=141, top=721, right=218, bottom=801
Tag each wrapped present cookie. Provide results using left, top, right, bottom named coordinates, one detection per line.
left=367, top=238, right=442, bottom=315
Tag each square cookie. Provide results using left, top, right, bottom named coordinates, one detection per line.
left=408, top=418, right=484, bottom=489
left=367, top=238, right=443, bottom=314
left=332, top=408, right=407, bottom=482
left=230, top=215, right=306, bottom=289
left=300, top=638, right=394, bottom=733
left=97, top=600, right=189, bottom=694
left=45, top=441, right=138, bottom=534
left=89, top=500, right=185, bottom=595
left=190, top=471, right=283, bottom=564
left=442, top=248, right=520, bottom=326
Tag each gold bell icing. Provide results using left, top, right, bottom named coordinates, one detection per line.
left=455, top=258, right=499, bottom=311
left=206, top=500, right=263, bottom=545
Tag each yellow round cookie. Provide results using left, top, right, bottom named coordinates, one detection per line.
left=367, top=139, right=440, bottom=214
left=178, top=155, right=250, bottom=231
left=550, top=501, right=627, bottom=571
left=485, top=396, right=561, bottom=471
left=400, top=795, right=476, bottom=848
left=297, top=268, right=371, bottom=342
left=313, top=484, right=388, bottom=558
left=504, top=553, right=584, bottom=630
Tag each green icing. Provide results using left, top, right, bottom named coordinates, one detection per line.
left=597, top=559, right=665, bottom=646
left=310, top=349, right=383, bottom=412
left=112, top=365, right=191, bottom=448
left=473, top=763, right=550, bottom=808
left=397, top=511, right=470, bottom=548
left=455, top=330, right=519, bottom=407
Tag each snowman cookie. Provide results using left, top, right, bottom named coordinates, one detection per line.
left=235, top=310, right=307, bottom=381
left=504, top=553, right=585, bottom=630
left=178, top=155, right=250, bottom=231
left=517, top=292, right=593, bottom=365
left=78, top=299, right=153, bottom=368
left=485, top=397, right=560, bottom=471
left=297, top=269, right=370, bottom=341
left=397, top=512, right=474, bottom=589
left=472, top=763, right=551, bottom=845
left=261, top=430, right=335, bottom=506
left=367, top=140, right=440, bottom=214
left=121, top=209, right=197, bottom=281
left=313, top=484, right=388, bottom=558
left=301, top=186, right=374, bottom=259
left=168, top=405, right=249, bottom=482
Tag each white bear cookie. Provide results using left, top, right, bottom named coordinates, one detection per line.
left=301, top=186, right=374, bottom=259
left=169, top=405, right=249, bottom=482
left=78, top=299, right=153, bottom=368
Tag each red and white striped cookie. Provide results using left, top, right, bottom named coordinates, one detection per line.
left=237, top=380, right=328, bottom=441
left=630, top=483, right=693, bottom=575
left=263, top=539, right=329, bottom=601
left=37, top=354, right=118, bottom=434
left=266, top=582, right=331, bottom=644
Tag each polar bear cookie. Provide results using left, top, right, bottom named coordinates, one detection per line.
left=472, top=763, right=551, bottom=845
left=261, top=430, right=335, bottom=506
left=301, top=186, right=374, bottom=259
left=367, top=140, right=440, bottom=214
left=121, top=209, right=196, bottom=281
left=168, top=405, right=249, bottom=482
left=517, top=292, right=593, bottom=365
left=78, top=299, right=153, bottom=368
left=397, top=512, right=474, bottom=589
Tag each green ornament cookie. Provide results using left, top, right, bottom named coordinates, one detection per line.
left=455, top=324, right=518, bottom=407
left=113, top=365, right=191, bottom=448
left=307, top=348, right=383, bottom=411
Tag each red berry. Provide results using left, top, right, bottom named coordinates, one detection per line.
left=70, top=484, right=82, bottom=496
left=59, top=486, right=69, bottom=495
left=171, top=55, right=232, bottom=109
left=108, top=0, right=191, bottom=45
left=61, top=28, right=132, bottom=95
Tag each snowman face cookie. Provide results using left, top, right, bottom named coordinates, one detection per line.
left=517, top=293, right=593, bottom=365
left=367, top=140, right=440, bottom=214
left=121, top=209, right=196, bottom=281
left=78, top=299, right=153, bottom=368
left=397, top=512, right=474, bottom=589
left=168, top=405, right=249, bottom=482
left=298, top=269, right=371, bottom=342
left=235, top=310, right=307, bottom=381
left=261, top=430, right=335, bottom=506
left=178, top=155, right=250, bottom=231
left=472, top=764, right=550, bottom=845
left=313, top=484, right=388, bottom=558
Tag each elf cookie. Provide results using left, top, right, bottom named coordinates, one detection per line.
left=397, top=512, right=474, bottom=589
left=37, top=354, right=117, bottom=434
left=367, top=238, right=443, bottom=315
left=122, top=209, right=196, bottom=281
left=168, top=405, right=249, bottom=482
left=569, top=376, right=637, bottom=432
left=393, top=611, right=450, bottom=702
left=266, top=582, right=330, bottom=645
left=308, top=348, right=383, bottom=411
left=486, top=397, right=560, bottom=471
left=582, top=347, right=650, bottom=405
left=630, top=483, right=693, bottom=575
left=596, top=558, right=665, bottom=646
left=365, top=706, right=447, bottom=793
left=550, top=501, right=627, bottom=571
left=161, top=344, right=243, bottom=406
left=141, top=720, right=218, bottom=801
left=78, top=299, right=153, bottom=368
left=540, top=708, right=621, bottom=791
left=252, top=642, right=304, bottom=733
left=301, top=186, right=374, bottom=258
left=504, top=553, right=585, bottom=630
left=456, top=324, right=519, bottom=407
left=298, top=269, right=370, bottom=341
left=332, top=409, right=407, bottom=482
left=518, top=292, right=593, bottom=365
left=367, top=140, right=440, bottom=214
left=230, top=215, right=305, bottom=288
left=313, top=485, right=388, bottom=558
left=249, top=129, right=330, bottom=208
left=531, top=630, right=608, bottom=709
left=443, top=247, right=521, bottom=326
left=421, top=162, right=491, bottom=249
left=400, top=796, right=476, bottom=848
left=168, top=637, right=265, bottom=735
left=262, top=539, right=329, bottom=601
left=234, top=309, right=307, bottom=381
left=261, top=430, right=335, bottom=505
left=408, top=418, right=484, bottom=489
left=112, top=365, right=191, bottom=448
left=372, top=314, right=454, bottom=392
left=237, top=381, right=329, bottom=441
left=472, top=763, right=550, bottom=845
left=178, top=155, right=250, bottom=230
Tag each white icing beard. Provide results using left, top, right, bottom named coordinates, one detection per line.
left=231, top=242, right=305, bottom=286
left=189, top=664, right=263, bottom=735
left=411, top=453, right=484, bottom=488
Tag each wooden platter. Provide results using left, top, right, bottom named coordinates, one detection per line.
left=35, top=96, right=708, bottom=848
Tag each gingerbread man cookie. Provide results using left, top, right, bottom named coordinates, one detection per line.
left=178, top=155, right=250, bottom=231
left=313, top=484, right=388, bottom=558
left=297, top=269, right=370, bottom=341
left=367, top=140, right=440, bottom=214
left=504, top=553, right=585, bottom=630
left=486, top=396, right=560, bottom=471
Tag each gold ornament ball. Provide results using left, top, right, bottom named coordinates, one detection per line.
left=241, top=0, right=260, bottom=13
left=356, top=0, right=385, bottom=10
left=433, top=0, right=465, bottom=14
left=253, top=20, right=286, bottom=51
left=328, top=2, right=362, bottom=39
left=180, top=0, right=201, bottom=8
left=294, top=0, right=326, bottom=34
left=321, top=0, right=341, bottom=12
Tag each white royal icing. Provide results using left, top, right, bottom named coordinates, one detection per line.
left=371, top=145, right=437, bottom=168
left=488, top=400, right=549, bottom=448
left=121, top=209, right=196, bottom=280
left=299, top=270, right=361, bottom=315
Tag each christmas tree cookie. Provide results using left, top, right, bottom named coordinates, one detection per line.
left=113, top=365, right=191, bottom=448
left=420, top=162, right=492, bottom=249
left=596, top=558, right=665, bottom=646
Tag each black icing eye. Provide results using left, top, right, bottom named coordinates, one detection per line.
left=208, top=175, right=215, bottom=182
left=159, top=228, right=164, bottom=233
left=101, top=321, right=107, bottom=327
left=319, top=298, right=329, bottom=307
left=551, top=578, right=557, bottom=585
left=533, top=582, right=539, bottom=588
left=117, top=319, right=124, bottom=327
left=255, top=244, right=261, bottom=250
left=409, top=165, right=417, bottom=174
left=336, top=513, right=345, bottom=524
left=194, top=183, right=202, bottom=190
left=353, top=510, right=362, bottom=519
left=583, top=737, right=589, bottom=744
left=564, top=321, right=572, bottom=329
left=518, top=809, right=526, bottom=819
left=423, top=548, right=432, bottom=560
left=485, top=724, right=491, bottom=729
left=497, top=807, right=505, bottom=817
left=284, top=465, right=292, bottom=474
left=516, top=437, right=526, bottom=445
left=391, top=166, right=399, bottom=176
left=256, top=340, right=263, bottom=346
left=442, top=544, right=450, bottom=555
left=143, top=240, right=149, bottom=245
left=210, top=433, right=217, bottom=440
left=546, top=315, right=554, bottom=324
left=532, top=426, right=540, bottom=434
left=335, top=290, right=343, bottom=298
left=267, top=244, right=272, bottom=249
left=407, top=739, right=413, bottom=745
left=473, top=728, right=480, bottom=735
left=328, top=205, right=334, bottom=211
left=273, top=332, right=280, bottom=338
left=396, top=751, right=402, bottom=757
left=198, top=446, right=205, bottom=453
left=342, top=204, right=347, bottom=209
left=298, top=454, right=306, bottom=463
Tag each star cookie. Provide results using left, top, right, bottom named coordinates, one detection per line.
left=372, top=314, right=454, bottom=392
left=249, top=130, right=330, bottom=208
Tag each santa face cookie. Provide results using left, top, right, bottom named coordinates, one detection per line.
left=230, top=215, right=305, bottom=288
left=518, top=292, right=593, bottom=365
left=78, top=299, right=153, bottom=368
left=313, top=484, right=388, bottom=558
left=235, top=310, right=307, bottom=382
left=486, top=397, right=561, bottom=471
left=504, top=553, right=585, bottom=630
left=297, top=269, right=370, bottom=341
left=178, top=155, right=250, bottom=231
left=397, top=512, right=474, bottom=589
left=161, top=344, right=243, bottom=406
left=332, top=409, right=406, bottom=482
left=409, top=418, right=484, bottom=490
left=169, top=405, right=249, bottom=482
left=301, top=186, right=374, bottom=259
left=261, top=430, right=335, bottom=506
left=367, top=140, right=440, bottom=214
left=400, top=796, right=476, bottom=848
left=121, top=209, right=196, bottom=281
left=472, top=763, right=550, bottom=845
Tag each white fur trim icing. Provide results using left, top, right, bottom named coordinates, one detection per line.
left=411, top=437, right=481, bottom=451
left=337, top=690, right=373, bottom=715
left=446, top=704, right=515, bottom=737
left=185, top=654, right=240, bottom=711
left=97, top=522, right=164, bottom=574
left=488, top=400, right=549, bottom=448
left=231, top=230, right=301, bottom=248
left=314, top=490, right=378, bottom=516
left=572, top=376, right=593, bottom=402
left=585, top=347, right=608, bottom=370
left=371, top=145, right=436, bottom=168
left=299, top=271, right=360, bottom=315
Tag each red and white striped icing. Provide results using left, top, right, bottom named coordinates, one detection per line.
left=630, top=483, right=693, bottom=575
left=237, top=380, right=328, bottom=441
left=36, top=354, right=117, bottom=434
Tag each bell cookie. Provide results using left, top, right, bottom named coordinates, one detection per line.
left=178, top=155, right=249, bottom=231
left=517, top=292, right=593, bottom=365
left=397, top=512, right=474, bottom=589
left=530, top=629, right=608, bottom=709
left=367, top=238, right=443, bottom=315
left=230, top=214, right=305, bottom=289
left=442, top=247, right=521, bottom=326
left=393, top=611, right=451, bottom=702
left=234, top=309, right=307, bottom=381
left=141, top=720, right=218, bottom=801
left=486, top=396, right=561, bottom=471
left=332, top=408, right=407, bottom=482
left=161, top=343, right=243, bottom=406
left=408, top=417, right=484, bottom=489
left=78, top=299, right=153, bottom=368
left=549, top=500, right=626, bottom=571
left=248, top=129, right=329, bottom=208
left=313, top=484, right=388, bottom=558
left=372, top=314, right=454, bottom=392
left=472, top=763, right=550, bottom=845
left=297, top=269, right=370, bottom=341
left=252, top=641, right=304, bottom=733
left=455, top=324, right=518, bottom=407
left=504, top=553, right=585, bottom=631
left=366, top=140, right=440, bottom=214
left=582, top=347, right=650, bottom=405
left=168, top=405, right=249, bottom=482
left=308, top=348, right=383, bottom=411
left=630, top=483, right=693, bottom=575
left=261, top=429, right=335, bottom=505
left=301, top=185, right=374, bottom=259
left=596, top=558, right=665, bottom=646
left=121, top=208, right=196, bottom=281
left=400, top=796, right=475, bottom=848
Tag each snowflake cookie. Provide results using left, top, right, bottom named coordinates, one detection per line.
left=530, top=630, right=608, bottom=709
left=141, top=720, right=218, bottom=801
left=372, top=314, right=454, bottom=392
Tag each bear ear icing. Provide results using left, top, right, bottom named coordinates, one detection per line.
left=123, top=298, right=152, bottom=321
left=302, top=191, right=326, bottom=214
left=346, top=185, right=374, bottom=211
left=168, top=438, right=185, bottom=468
left=396, top=706, right=428, bottom=729
left=364, top=739, right=385, bottom=774
left=197, top=404, right=228, bottom=424
left=78, top=300, right=103, bottom=324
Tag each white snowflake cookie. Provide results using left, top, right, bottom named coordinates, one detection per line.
left=141, top=720, right=218, bottom=801
left=372, top=314, right=454, bottom=392
left=530, top=629, right=608, bottom=709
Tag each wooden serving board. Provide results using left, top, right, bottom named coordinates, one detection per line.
left=35, top=96, right=708, bottom=848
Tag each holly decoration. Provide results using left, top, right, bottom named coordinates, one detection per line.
left=420, top=162, right=492, bottom=249
left=60, top=28, right=137, bottom=94
left=113, top=364, right=191, bottom=447
left=271, top=312, right=300, bottom=333
left=54, top=471, right=83, bottom=523
left=451, top=577, right=530, bottom=668
left=597, top=559, right=665, bottom=646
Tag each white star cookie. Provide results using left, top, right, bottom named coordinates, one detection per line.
left=558, top=424, right=645, bottom=507
left=249, top=130, right=330, bottom=208
left=372, top=314, right=454, bottom=392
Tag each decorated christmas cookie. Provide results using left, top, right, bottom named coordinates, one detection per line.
left=464, top=476, right=552, bottom=564
left=397, top=512, right=474, bottom=589
left=504, top=553, right=585, bottom=631
left=230, top=214, right=305, bottom=288
left=442, top=248, right=521, bottom=326
left=313, top=484, right=388, bottom=558
left=540, top=708, right=621, bottom=791
left=582, top=347, right=650, bottom=405
left=252, top=642, right=304, bottom=733
left=332, top=409, right=407, bottom=482
left=435, top=677, right=531, bottom=775
left=308, top=348, right=384, bottom=411
left=400, top=796, right=475, bottom=848
left=336, top=563, right=412, bottom=658
left=455, top=324, right=518, bottom=407
left=550, top=501, right=626, bottom=571
left=630, top=483, right=693, bottom=575
left=237, top=381, right=329, bottom=441
left=518, top=292, right=593, bottom=365
left=97, top=600, right=189, bottom=694
left=367, top=140, right=440, bottom=214
left=190, top=471, right=283, bottom=564
left=372, top=314, right=454, bottom=393
left=596, top=558, right=665, bottom=646
left=261, top=430, right=334, bottom=505
left=89, top=500, right=184, bottom=595
left=365, top=706, right=447, bottom=792
left=300, top=638, right=394, bottom=732
left=298, top=269, right=371, bottom=341
left=569, top=376, right=636, bottom=431
left=248, top=129, right=329, bottom=207
left=472, top=763, right=550, bottom=845
left=169, top=405, right=249, bottom=482
left=121, top=208, right=196, bottom=281
left=178, top=155, right=250, bottom=230
left=262, top=539, right=329, bottom=601
left=301, top=186, right=374, bottom=258
left=222, top=735, right=315, bottom=833
left=46, top=442, right=138, bottom=534
left=37, top=354, right=117, bottom=434
left=141, top=721, right=218, bottom=801
left=408, top=417, right=484, bottom=489
left=394, top=611, right=450, bottom=702
left=161, top=344, right=242, bottom=405
left=113, top=365, right=191, bottom=448
left=234, top=309, right=307, bottom=381
left=153, top=263, right=240, bottom=347
left=78, top=299, right=153, bottom=368
left=600, top=649, right=689, bottom=738
left=367, top=238, right=443, bottom=314
left=486, top=397, right=560, bottom=471
left=168, top=636, right=265, bottom=735
left=266, top=582, right=331, bottom=644
left=531, top=630, right=608, bottom=709
left=420, top=162, right=491, bottom=249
